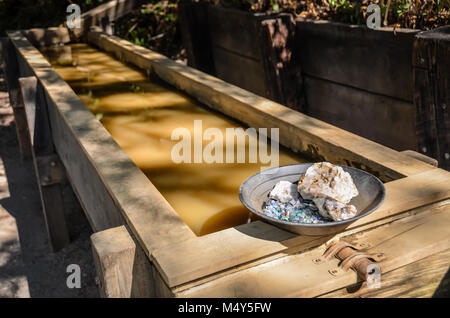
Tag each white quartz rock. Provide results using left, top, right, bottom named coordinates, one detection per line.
left=298, top=162, right=358, bottom=204
left=269, top=181, right=299, bottom=203
left=313, top=197, right=358, bottom=221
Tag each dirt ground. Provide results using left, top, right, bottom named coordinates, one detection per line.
left=0, top=45, right=99, bottom=298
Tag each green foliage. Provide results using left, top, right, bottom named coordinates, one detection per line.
left=0, top=0, right=106, bottom=36
left=114, top=1, right=183, bottom=60
left=321, top=0, right=450, bottom=29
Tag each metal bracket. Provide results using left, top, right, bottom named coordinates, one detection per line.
left=36, top=154, right=66, bottom=186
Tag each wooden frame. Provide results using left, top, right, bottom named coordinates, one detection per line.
left=5, top=28, right=450, bottom=297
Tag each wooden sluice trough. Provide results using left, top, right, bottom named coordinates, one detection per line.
left=3, top=27, right=450, bottom=298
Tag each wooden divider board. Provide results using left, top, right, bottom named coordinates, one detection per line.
left=7, top=29, right=450, bottom=294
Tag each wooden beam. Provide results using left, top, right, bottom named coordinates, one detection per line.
left=178, top=2, right=215, bottom=75
left=413, top=26, right=450, bottom=170
left=87, top=31, right=436, bottom=182
left=91, top=225, right=154, bottom=297
left=260, top=14, right=305, bottom=111
left=401, top=150, right=438, bottom=167
left=176, top=201, right=450, bottom=297
left=1, top=38, right=32, bottom=159
left=319, top=248, right=450, bottom=298
left=19, top=76, right=70, bottom=252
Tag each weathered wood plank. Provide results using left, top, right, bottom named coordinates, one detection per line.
left=87, top=31, right=436, bottom=181
left=211, top=46, right=267, bottom=97
left=319, top=249, right=450, bottom=298
left=260, top=15, right=305, bottom=111
left=91, top=225, right=154, bottom=297
left=152, top=168, right=450, bottom=287
left=206, top=6, right=263, bottom=61
left=304, top=76, right=417, bottom=151
left=401, top=150, right=438, bottom=167
left=172, top=198, right=450, bottom=294
left=18, top=76, right=70, bottom=251
left=1, top=38, right=32, bottom=159
left=296, top=19, right=420, bottom=102
left=413, top=26, right=450, bottom=170
left=178, top=2, right=215, bottom=75
left=176, top=201, right=450, bottom=297
left=18, top=77, right=36, bottom=145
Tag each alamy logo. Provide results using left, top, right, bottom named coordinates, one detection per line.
left=171, top=120, right=280, bottom=173
left=366, top=264, right=381, bottom=289
left=66, top=4, right=81, bottom=29
left=66, top=264, right=81, bottom=289
left=366, top=4, right=381, bottom=29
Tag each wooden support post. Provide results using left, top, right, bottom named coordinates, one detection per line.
left=178, top=2, right=215, bottom=75
left=259, top=14, right=306, bottom=112
left=19, top=76, right=70, bottom=252
left=1, top=38, right=32, bottom=160
left=413, top=26, right=450, bottom=170
left=91, top=226, right=156, bottom=298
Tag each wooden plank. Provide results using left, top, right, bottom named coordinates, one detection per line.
left=172, top=198, right=450, bottom=294
left=1, top=38, right=32, bottom=159
left=91, top=225, right=154, bottom=297
left=401, top=150, right=438, bottom=167
left=178, top=2, right=215, bottom=75
left=180, top=4, right=302, bottom=109
left=18, top=77, right=36, bottom=145
left=19, top=76, right=70, bottom=251
left=304, top=76, right=417, bottom=151
left=319, top=249, right=450, bottom=298
left=296, top=19, right=419, bottom=102
left=152, top=168, right=450, bottom=287
left=7, top=31, right=196, bottom=257
left=176, top=201, right=450, bottom=297
left=87, top=31, right=436, bottom=181
left=207, top=5, right=264, bottom=61
left=212, top=47, right=267, bottom=97
left=260, top=16, right=305, bottom=111
left=413, top=26, right=450, bottom=170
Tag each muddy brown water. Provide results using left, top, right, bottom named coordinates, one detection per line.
left=40, top=43, right=307, bottom=236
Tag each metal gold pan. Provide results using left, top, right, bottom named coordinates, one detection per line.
left=239, top=163, right=386, bottom=236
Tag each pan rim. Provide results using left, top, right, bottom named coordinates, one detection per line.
left=238, top=163, right=386, bottom=228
